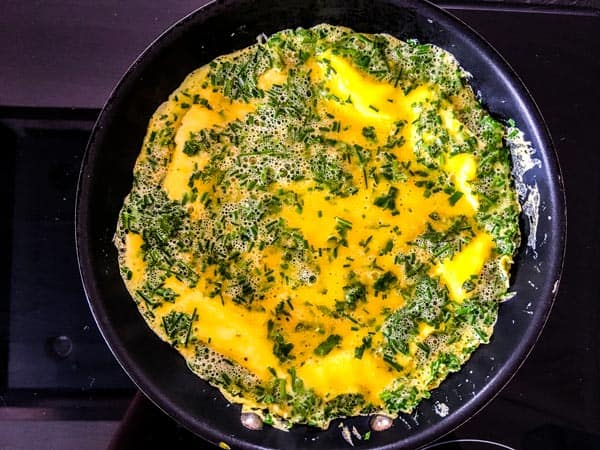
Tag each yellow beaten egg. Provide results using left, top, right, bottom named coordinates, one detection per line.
left=115, top=24, right=520, bottom=429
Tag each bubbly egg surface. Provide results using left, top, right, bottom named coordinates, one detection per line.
left=115, top=25, right=521, bottom=429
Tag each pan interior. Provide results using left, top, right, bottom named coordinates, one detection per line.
left=76, top=1, right=565, bottom=449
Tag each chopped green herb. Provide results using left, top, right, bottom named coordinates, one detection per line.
left=374, top=186, right=399, bottom=212
left=362, top=126, right=377, bottom=142
left=448, top=190, right=464, bottom=206
left=354, top=335, right=372, bottom=359
left=374, top=271, right=398, bottom=293
left=314, top=334, right=342, bottom=356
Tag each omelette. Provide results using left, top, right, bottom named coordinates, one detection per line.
left=115, top=25, right=521, bottom=430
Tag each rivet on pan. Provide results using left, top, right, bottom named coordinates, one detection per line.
left=241, top=412, right=263, bottom=430
left=370, top=414, right=393, bottom=431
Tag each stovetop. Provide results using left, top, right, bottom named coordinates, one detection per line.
left=1, top=2, right=599, bottom=449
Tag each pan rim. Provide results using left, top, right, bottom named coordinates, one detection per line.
left=75, top=0, right=567, bottom=448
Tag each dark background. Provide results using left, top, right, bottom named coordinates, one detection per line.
left=1, top=0, right=598, bottom=109
left=1, top=1, right=599, bottom=449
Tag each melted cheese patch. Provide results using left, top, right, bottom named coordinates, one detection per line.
left=163, top=76, right=256, bottom=200
left=311, top=53, right=432, bottom=146
left=296, top=351, right=391, bottom=402
left=156, top=278, right=279, bottom=379
left=434, top=233, right=494, bottom=302
left=124, top=233, right=145, bottom=287
left=446, top=153, right=479, bottom=210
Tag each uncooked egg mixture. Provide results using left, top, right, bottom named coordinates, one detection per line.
left=115, top=25, right=521, bottom=429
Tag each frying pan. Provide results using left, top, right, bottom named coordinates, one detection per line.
left=75, top=0, right=566, bottom=448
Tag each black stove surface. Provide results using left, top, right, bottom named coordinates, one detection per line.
left=3, top=114, right=132, bottom=392
left=1, top=2, right=599, bottom=449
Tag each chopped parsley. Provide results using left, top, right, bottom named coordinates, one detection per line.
left=374, top=186, right=399, bottom=213
left=362, top=126, right=377, bottom=142
left=314, top=334, right=342, bottom=356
